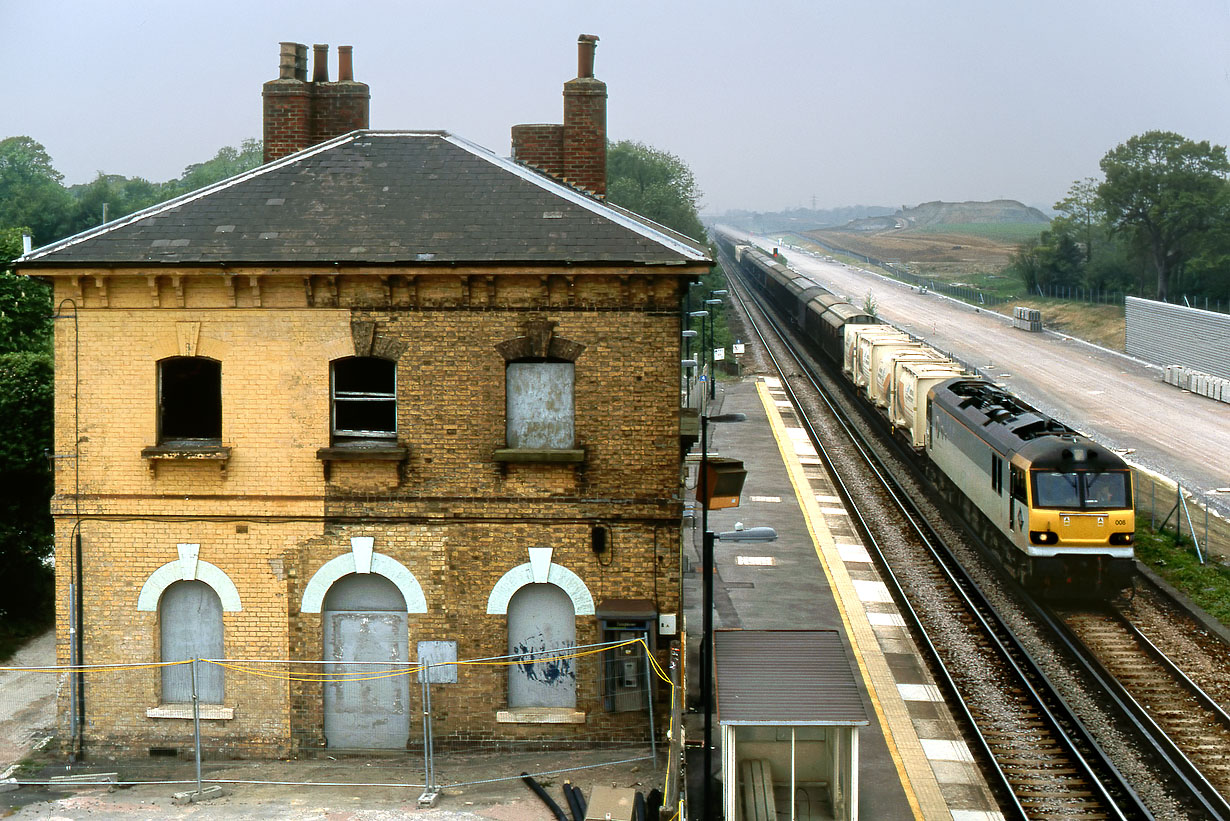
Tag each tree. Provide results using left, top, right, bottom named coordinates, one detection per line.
left=0, top=272, right=53, bottom=630
left=63, top=139, right=263, bottom=236
left=1054, top=177, right=1102, bottom=264
left=606, top=140, right=706, bottom=240
left=1007, top=236, right=1044, bottom=292
left=1006, top=228, right=1084, bottom=292
left=0, top=137, right=73, bottom=245
left=1096, top=131, right=1229, bottom=300
left=1183, top=182, right=1230, bottom=302
left=168, top=138, right=263, bottom=197
left=65, top=173, right=165, bottom=236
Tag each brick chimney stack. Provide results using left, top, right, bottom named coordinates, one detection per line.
left=262, top=42, right=370, bottom=164
left=511, top=35, right=607, bottom=198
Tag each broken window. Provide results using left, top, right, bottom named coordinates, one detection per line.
left=506, top=360, right=574, bottom=449
left=159, top=357, right=222, bottom=444
left=159, top=580, right=224, bottom=704
left=332, top=356, right=397, bottom=442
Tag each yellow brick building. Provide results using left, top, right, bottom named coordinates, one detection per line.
left=18, top=47, right=709, bottom=755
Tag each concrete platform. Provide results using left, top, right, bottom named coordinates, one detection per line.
left=684, top=377, right=1004, bottom=820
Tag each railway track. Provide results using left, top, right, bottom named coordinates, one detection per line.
left=719, top=246, right=1230, bottom=818
left=1048, top=599, right=1230, bottom=806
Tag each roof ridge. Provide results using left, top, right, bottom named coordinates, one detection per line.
left=20, top=131, right=365, bottom=262
left=437, top=132, right=708, bottom=261
left=18, top=131, right=712, bottom=267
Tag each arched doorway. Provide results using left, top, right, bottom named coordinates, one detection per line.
left=507, top=583, right=577, bottom=708
left=322, top=573, right=410, bottom=749
left=159, top=580, right=224, bottom=704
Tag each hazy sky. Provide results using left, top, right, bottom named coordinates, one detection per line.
left=7, top=0, right=1230, bottom=215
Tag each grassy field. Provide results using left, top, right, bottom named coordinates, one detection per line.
left=1004, top=298, right=1126, bottom=350
left=909, top=222, right=1046, bottom=243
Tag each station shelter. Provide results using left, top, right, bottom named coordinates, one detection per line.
left=716, top=630, right=869, bottom=821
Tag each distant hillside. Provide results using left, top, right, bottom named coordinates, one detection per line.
left=843, top=199, right=1049, bottom=232
left=708, top=205, right=895, bottom=234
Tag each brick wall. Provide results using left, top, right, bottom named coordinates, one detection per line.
left=48, top=263, right=698, bottom=754
left=309, top=81, right=370, bottom=147
left=511, top=40, right=607, bottom=197
left=563, top=77, right=607, bottom=198
left=511, top=124, right=565, bottom=176
left=262, top=43, right=370, bottom=164
left=262, top=81, right=313, bottom=166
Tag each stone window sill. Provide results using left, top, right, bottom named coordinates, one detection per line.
left=141, top=443, right=231, bottom=477
left=493, top=448, right=585, bottom=464
left=147, top=704, right=234, bottom=720
left=316, top=443, right=408, bottom=480
left=496, top=707, right=586, bottom=724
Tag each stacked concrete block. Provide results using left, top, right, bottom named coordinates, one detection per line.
left=1012, top=306, right=1042, bottom=332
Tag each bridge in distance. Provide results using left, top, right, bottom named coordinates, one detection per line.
left=728, top=228, right=1230, bottom=523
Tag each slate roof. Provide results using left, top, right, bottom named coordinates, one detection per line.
left=20, top=131, right=710, bottom=268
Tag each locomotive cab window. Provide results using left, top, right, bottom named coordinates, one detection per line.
left=991, top=453, right=1004, bottom=495
left=1032, top=470, right=1130, bottom=511
left=1010, top=465, right=1026, bottom=501
left=158, top=357, right=222, bottom=444
left=1083, top=471, right=1131, bottom=510
left=331, top=357, right=397, bottom=443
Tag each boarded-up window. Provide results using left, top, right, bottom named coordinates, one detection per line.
left=160, top=581, right=224, bottom=704
left=332, top=357, right=397, bottom=441
left=159, top=357, right=222, bottom=443
left=506, top=362, right=574, bottom=449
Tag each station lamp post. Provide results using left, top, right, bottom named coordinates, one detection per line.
left=687, top=310, right=709, bottom=411
left=682, top=329, right=699, bottom=408
left=697, top=411, right=777, bottom=820
left=703, top=294, right=726, bottom=400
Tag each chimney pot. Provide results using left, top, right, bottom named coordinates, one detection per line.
left=312, top=43, right=329, bottom=82
left=338, top=45, right=354, bottom=82
left=577, top=34, right=599, bottom=78
left=279, top=41, right=307, bottom=80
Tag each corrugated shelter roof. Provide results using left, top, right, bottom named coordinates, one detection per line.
left=715, top=630, right=869, bottom=726
left=19, top=131, right=710, bottom=268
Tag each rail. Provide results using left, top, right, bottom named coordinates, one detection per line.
left=721, top=243, right=1157, bottom=818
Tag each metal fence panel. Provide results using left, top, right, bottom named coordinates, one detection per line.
left=0, top=638, right=672, bottom=807
left=1126, top=296, right=1230, bottom=380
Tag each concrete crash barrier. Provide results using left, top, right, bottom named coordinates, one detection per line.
left=1164, top=365, right=1230, bottom=404
left=48, top=772, right=118, bottom=791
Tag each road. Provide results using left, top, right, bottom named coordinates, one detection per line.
left=0, top=632, right=55, bottom=777
left=735, top=230, right=1230, bottom=519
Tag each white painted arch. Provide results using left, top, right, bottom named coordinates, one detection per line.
left=486, top=562, right=595, bottom=616
left=137, top=559, right=242, bottom=612
left=301, top=552, right=427, bottom=614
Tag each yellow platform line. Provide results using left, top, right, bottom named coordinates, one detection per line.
left=756, top=380, right=950, bottom=821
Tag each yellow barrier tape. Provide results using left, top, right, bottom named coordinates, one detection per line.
left=0, top=660, right=189, bottom=674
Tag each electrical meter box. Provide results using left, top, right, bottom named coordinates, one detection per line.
left=703, top=457, right=746, bottom=510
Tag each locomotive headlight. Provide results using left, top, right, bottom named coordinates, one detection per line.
left=1109, top=532, right=1134, bottom=546
left=1029, top=530, right=1058, bottom=545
